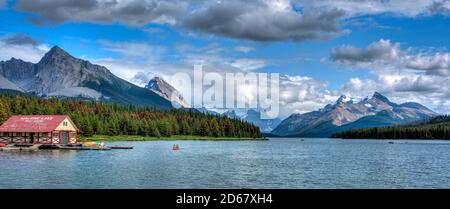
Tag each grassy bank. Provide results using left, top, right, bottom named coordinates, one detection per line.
left=79, top=135, right=267, bottom=142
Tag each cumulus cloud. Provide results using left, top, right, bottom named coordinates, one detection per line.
left=0, top=34, right=49, bottom=62
left=299, top=0, right=448, bottom=17
left=12, top=0, right=450, bottom=42
left=184, top=0, right=345, bottom=42
left=406, top=53, right=450, bottom=72
left=3, top=34, right=39, bottom=46
left=335, top=39, right=450, bottom=113
left=15, top=0, right=186, bottom=26
left=428, top=0, right=450, bottom=14
left=331, top=39, right=450, bottom=73
left=277, top=74, right=336, bottom=117
left=331, top=39, right=400, bottom=64
left=13, top=0, right=346, bottom=42
left=341, top=74, right=450, bottom=113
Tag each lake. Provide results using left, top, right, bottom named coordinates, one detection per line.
left=1, top=138, right=450, bottom=189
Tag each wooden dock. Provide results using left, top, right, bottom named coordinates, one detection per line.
left=0, top=143, right=133, bottom=151
left=56, top=145, right=112, bottom=150
left=0, top=144, right=42, bottom=152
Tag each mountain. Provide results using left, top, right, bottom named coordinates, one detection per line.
left=0, top=46, right=173, bottom=109
left=223, top=109, right=281, bottom=133
left=332, top=115, right=450, bottom=140
left=145, top=77, right=190, bottom=108
left=272, top=92, right=436, bottom=137
left=0, top=75, right=23, bottom=92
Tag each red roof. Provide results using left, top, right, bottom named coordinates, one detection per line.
left=0, top=115, right=70, bottom=132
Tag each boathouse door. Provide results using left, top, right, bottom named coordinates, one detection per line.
left=61, top=132, right=68, bottom=144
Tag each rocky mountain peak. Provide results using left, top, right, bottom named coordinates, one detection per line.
left=336, top=95, right=353, bottom=104
left=372, top=92, right=390, bottom=103
left=146, top=77, right=173, bottom=94
left=145, top=77, right=189, bottom=108
left=7, top=57, right=24, bottom=63
left=39, top=46, right=74, bottom=64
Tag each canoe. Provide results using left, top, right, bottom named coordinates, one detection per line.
left=109, top=146, right=133, bottom=149
left=80, top=141, right=100, bottom=146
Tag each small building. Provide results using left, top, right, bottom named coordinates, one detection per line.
left=0, top=115, right=79, bottom=144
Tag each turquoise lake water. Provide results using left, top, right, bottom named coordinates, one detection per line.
left=1, top=138, right=450, bottom=188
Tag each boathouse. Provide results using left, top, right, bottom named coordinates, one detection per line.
left=0, top=115, right=79, bottom=144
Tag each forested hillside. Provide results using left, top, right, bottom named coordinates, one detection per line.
left=332, top=115, right=450, bottom=140
left=0, top=94, right=262, bottom=138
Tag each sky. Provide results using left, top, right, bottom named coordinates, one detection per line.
left=0, top=0, right=449, bottom=118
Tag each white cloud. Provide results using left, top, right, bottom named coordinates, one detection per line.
left=11, top=0, right=450, bottom=43
left=341, top=74, right=450, bottom=113
left=0, top=35, right=49, bottom=63
left=331, top=39, right=400, bottom=64
left=231, top=59, right=267, bottom=71
left=234, top=46, right=255, bottom=53
left=332, top=39, right=450, bottom=73
left=298, top=0, right=448, bottom=17
left=335, top=39, right=450, bottom=114
left=276, top=74, right=337, bottom=117
left=15, top=0, right=187, bottom=26
left=98, top=40, right=166, bottom=58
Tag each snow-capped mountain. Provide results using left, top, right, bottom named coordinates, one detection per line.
left=0, top=46, right=173, bottom=109
left=145, top=77, right=190, bottom=108
left=272, top=92, right=436, bottom=137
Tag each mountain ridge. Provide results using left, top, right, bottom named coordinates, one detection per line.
left=0, top=46, right=173, bottom=109
left=272, top=92, right=436, bottom=137
left=222, top=109, right=282, bottom=133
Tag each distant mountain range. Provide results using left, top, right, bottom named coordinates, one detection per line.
left=0, top=46, right=174, bottom=109
left=223, top=109, right=281, bottom=133
left=272, top=92, right=436, bottom=137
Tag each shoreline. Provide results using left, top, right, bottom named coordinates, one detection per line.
left=79, top=135, right=268, bottom=142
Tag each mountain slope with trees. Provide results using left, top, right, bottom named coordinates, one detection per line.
left=0, top=94, right=262, bottom=139
left=332, top=115, right=450, bottom=140
left=0, top=46, right=173, bottom=109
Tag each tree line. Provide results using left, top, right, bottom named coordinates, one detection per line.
left=332, top=115, right=450, bottom=140
left=0, top=94, right=262, bottom=138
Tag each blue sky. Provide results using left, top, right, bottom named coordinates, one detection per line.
left=0, top=0, right=449, bottom=117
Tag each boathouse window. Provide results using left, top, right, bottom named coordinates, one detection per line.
left=52, top=132, right=59, bottom=138
left=63, top=121, right=68, bottom=126
left=1, top=132, right=9, bottom=137
left=69, top=132, right=76, bottom=139
left=40, top=132, right=51, bottom=138
left=14, top=132, right=23, bottom=137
